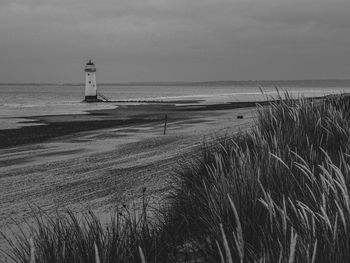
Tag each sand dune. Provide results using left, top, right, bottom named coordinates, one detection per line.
left=0, top=104, right=255, bottom=249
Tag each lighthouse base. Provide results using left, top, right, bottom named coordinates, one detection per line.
left=84, top=96, right=100, bottom=102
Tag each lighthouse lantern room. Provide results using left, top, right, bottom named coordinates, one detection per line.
left=84, top=60, right=98, bottom=102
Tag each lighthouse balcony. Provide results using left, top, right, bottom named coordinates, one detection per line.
left=84, top=68, right=96, bottom=72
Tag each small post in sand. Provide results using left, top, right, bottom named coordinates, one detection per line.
left=163, top=114, right=168, bottom=135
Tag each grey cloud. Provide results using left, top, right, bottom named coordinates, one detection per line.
left=0, top=0, right=349, bottom=82
left=249, top=0, right=350, bottom=29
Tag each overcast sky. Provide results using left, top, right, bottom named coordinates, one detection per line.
left=0, top=0, right=349, bottom=83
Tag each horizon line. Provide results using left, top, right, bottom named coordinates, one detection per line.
left=1, top=78, right=350, bottom=86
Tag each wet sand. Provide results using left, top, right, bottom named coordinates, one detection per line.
left=0, top=101, right=263, bottom=149
left=0, top=101, right=258, bottom=251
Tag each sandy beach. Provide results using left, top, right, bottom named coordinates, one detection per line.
left=0, top=101, right=258, bottom=250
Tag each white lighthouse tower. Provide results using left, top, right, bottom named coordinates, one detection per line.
left=84, top=60, right=98, bottom=102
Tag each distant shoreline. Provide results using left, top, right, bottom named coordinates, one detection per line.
left=1, top=78, right=350, bottom=87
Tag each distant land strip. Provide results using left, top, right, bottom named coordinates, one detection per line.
left=1, top=79, right=350, bottom=87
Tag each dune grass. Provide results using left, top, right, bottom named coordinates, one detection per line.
left=4, top=93, right=350, bottom=262
left=170, top=93, right=350, bottom=262
left=2, top=193, right=181, bottom=263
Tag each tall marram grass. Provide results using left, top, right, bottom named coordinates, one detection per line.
left=2, top=193, right=181, bottom=263
left=170, top=94, right=350, bottom=262
left=4, top=94, right=350, bottom=262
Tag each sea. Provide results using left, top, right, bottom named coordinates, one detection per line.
left=1, top=80, right=350, bottom=129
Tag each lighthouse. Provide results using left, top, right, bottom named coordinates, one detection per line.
left=84, top=60, right=98, bottom=102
